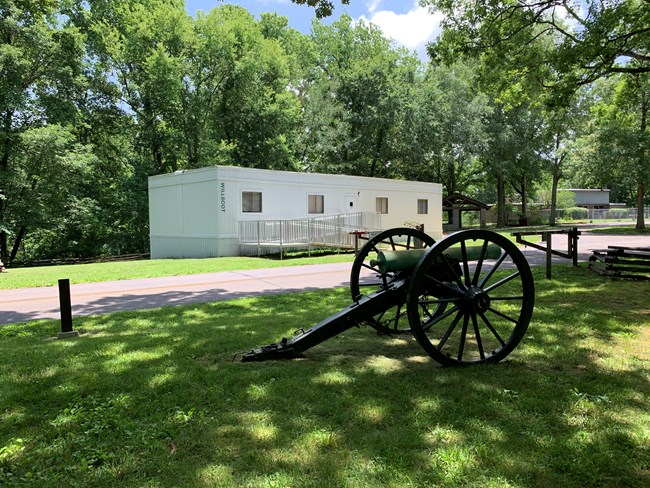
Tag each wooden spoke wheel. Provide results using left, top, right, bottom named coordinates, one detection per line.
left=350, top=227, right=436, bottom=334
left=407, top=230, right=535, bottom=365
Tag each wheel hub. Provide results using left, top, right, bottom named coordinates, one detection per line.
left=462, top=286, right=491, bottom=313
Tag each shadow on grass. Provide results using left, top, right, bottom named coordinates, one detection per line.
left=0, top=266, right=648, bottom=486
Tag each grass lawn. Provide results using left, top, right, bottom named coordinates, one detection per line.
left=0, top=251, right=355, bottom=290
left=587, top=225, right=650, bottom=236
left=3, top=224, right=646, bottom=291
left=0, top=228, right=569, bottom=290
left=1, top=266, right=648, bottom=487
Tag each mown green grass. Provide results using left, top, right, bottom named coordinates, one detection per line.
left=587, top=225, right=650, bottom=236
left=0, top=229, right=551, bottom=290
left=0, top=251, right=355, bottom=290
left=5, top=224, right=643, bottom=291
left=1, top=266, right=648, bottom=487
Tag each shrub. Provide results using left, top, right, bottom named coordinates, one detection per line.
left=565, top=207, right=589, bottom=220
left=608, top=208, right=629, bottom=219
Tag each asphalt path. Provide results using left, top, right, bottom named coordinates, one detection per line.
left=2, top=232, right=650, bottom=325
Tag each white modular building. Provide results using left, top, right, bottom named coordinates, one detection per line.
left=148, top=165, right=443, bottom=258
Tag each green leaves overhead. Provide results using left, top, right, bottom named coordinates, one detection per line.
left=2, top=0, right=648, bottom=262
left=290, top=0, right=350, bottom=19
left=302, top=15, right=419, bottom=177
left=572, top=74, right=649, bottom=227
left=425, top=0, right=650, bottom=91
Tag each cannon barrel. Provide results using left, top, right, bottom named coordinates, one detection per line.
left=370, top=244, right=502, bottom=274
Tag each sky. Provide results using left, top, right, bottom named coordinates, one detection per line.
left=184, top=0, right=444, bottom=61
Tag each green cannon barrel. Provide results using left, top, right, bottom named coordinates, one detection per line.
left=370, top=244, right=502, bottom=274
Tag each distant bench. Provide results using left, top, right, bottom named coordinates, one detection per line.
left=589, top=246, right=650, bottom=280
left=511, top=227, right=581, bottom=279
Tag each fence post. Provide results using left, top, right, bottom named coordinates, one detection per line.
left=545, top=233, right=553, bottom=279
left=308, top=219, right=312, bottom=257
left=337, top=215, right=341, bottom=252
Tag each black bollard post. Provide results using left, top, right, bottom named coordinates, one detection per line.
left=57, top=279, right=79, bottom=338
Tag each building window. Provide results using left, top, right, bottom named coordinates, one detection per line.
left=308, top=194, right=324, bottom=214
left=376, top=197, right=388, bottom=214
left=242, top=191, right=262, bottom=213
left=417, top=199, right=428, bottom=214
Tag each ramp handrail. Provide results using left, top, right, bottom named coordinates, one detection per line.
left=238, top=212, right=382, bottom=251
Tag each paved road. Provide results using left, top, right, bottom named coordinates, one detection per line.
left=2, top=232, right=649, bottom=325
left=0, top=263, right=360, bottom=325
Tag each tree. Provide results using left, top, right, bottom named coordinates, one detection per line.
left=302, top=15, right=420, bottom=178
left=77, top=0, right=193, bottom=174
left=0, top=0, right=88, bottom=263
left=574, top=74, right=649, bottom=228
left=538, top=90, right=590, bottom=225
left=508, top=105, right=545, bottom=222
left=194, top=6, right=301, bottom=170
left=401, top=61, right=490, bottom=197
left=3, top=125, right=97, bottom=261
left=425, top=0, right=650, bottom=88
left=423, top=0, right=649, bottom=227
left=291, top=0, right=350, bottom=18
left=481, top=104, right=541, bottom=226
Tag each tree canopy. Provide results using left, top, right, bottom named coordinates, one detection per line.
left=291, top=0, right=350, bottom=18
left=0, top=0, right=648, bottom=263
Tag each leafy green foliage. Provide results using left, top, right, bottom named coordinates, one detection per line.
left=1, top=0, right=646, bottom=262
left=425, top=0, right=650, bottom=89
left=290, top=0, right=350, bottom=19
left=564, top=206, right=589, bottom=220
left=570, top=74, right=649, bottom=226
left=0, top=0, right=89, bottom=263
left=401, top=61, right=490, bottom=196
left=301, top=15, right=417, bottom=178
left=424, top=0, right=649, bottom=227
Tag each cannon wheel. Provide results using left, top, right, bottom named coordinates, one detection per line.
left=350, top=227, right=436, bottom=334
left=406, top=230, right=534, bottom=366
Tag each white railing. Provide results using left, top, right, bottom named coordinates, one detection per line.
left=590, top=206, right=650, bottom=220
left=538, top=206, right=650, bottom=221
left=238, top=212, right=382, bottom=257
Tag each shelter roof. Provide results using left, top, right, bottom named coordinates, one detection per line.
left=442, top=193, right=490, bottom=210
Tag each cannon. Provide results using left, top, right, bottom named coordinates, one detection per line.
left=242, top=228, right=535, bottom=366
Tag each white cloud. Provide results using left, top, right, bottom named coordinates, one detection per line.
left=366, top=0, right=383, bottom=14
left=358, top=2, right=443, bottom=54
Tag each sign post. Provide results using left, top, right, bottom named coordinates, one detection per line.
left=57, top=279, right=79, bottom=338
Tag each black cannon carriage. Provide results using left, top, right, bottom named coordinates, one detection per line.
left=242, top=228, right=535, bottom=366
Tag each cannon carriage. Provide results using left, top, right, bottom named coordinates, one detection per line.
left=242, top=227, right=535, bottom=366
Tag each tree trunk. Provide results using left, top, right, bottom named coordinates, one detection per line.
left=0, top=232, right=6, bottom=265
left=520, top=175, right=528, bottom=218
left=9, top=226, right=26, bottom=262
left=0, top=109, right=13, bottom=264
left=550, top=172, right=560, bottom=226
left=637, top=82, right=647, bottom=230
left=636, top=180, right=646, bottom=230
left=446, top=160, right=456, bottom=197
left=549, top=132, right=564, bottom=227
left=497, top=174, right=506, bottom=227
